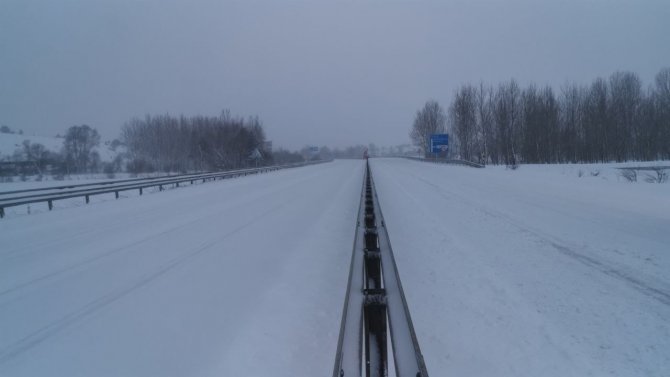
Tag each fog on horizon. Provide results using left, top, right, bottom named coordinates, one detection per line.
left=1, top=0, right=669, bottom=150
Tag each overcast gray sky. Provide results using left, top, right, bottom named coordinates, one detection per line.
left=1, top=0, right=669, bottom=150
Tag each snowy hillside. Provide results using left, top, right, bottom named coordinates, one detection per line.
left=0, top=133, right=64, bottom=157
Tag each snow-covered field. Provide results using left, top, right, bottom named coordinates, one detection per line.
left=1, top=158, right=668, bottom=376
left=0, top=133, right=64, bottom=156
left=0, top=132, right=119, bottom=162
left=372, top=158, right=669, bottom=376
left=0, top=160, right=363, bottom=376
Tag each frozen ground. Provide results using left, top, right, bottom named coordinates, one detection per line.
left=0, top=160, right=363, bottom=376
left=2, top=157, right=668, bottom=376
left=371, top=158, right=669, bottom=376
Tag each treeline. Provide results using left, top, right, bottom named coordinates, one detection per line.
left=2, top=110, right=304, bottom=179
left=448, top=68, right=670, bottom=164
left=299, top=145, right=369, bottom=160
left=1, top=125, right=108, bottom=179
left=0, top=125, right=24, bottom=135
left=121, top=111, right=277, bottom=173
left=300, top=144, right=415, bottom=160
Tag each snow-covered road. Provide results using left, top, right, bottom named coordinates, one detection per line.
left=2, top=157, right=668, bottom=376
left=0, top=160, right=364, bottom=376
left=371, top=158, right=670, bottom=377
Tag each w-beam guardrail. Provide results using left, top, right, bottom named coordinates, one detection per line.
left=0, top=171, right=218, bottom=196
left=333, top=161, right=428, bottom=377
left=0, top=161, right=328, bottom=218
left=616, top=165, right=670, bottom=171
left=404, top=156, right=485, bottom=168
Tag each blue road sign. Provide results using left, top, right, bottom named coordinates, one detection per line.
left=430, top=134, right=449, bottom=153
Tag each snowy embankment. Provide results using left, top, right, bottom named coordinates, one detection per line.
left=371, top=158, right=669, bottom=377
left=0, top=160, right=364, bottom=376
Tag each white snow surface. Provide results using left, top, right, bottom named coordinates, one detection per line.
left=0, top=160, right=364, bottom=376
left=0, top=133, right=64, bottom=156
left=2, top=157, right=669, bottom=376
left=0, top=132, right=120, bottom=161
left=371, top=158, right=669, bottom=377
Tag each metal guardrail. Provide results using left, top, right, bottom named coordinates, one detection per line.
left=333, top=161, right=428, bottom=377
left=0, top=171, right=216, bottom=196
left=0, top=161, right=328, bottom=218
left=404, top=156, right=485, bottom=168
left=0, top=169, right=272, bottom=203
left=616, top=166, right=670, bottom=171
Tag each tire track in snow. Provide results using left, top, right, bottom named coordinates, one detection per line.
left=0, top=168, right=324, bottom=300
left=0, top=200, right=292, bottom=364
left=0, top=186, right=199, bottom=260
left=0, top=207, right=229, bottom=301
left=539, top=239, right=670, bottom=306
left=400, top=166, right=670, bottom=307
left=1, top=218, right=136, bottom=260
left=0, top=165, right=322, bottom=261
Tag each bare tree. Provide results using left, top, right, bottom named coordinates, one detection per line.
left=609, top=71, right=642, bottom=161
left=63, top=125, right=100, bottom=173
left=582, top=78, right=609, bottom=162
left=121, top=111, right=268, bottom=173
left=409, top=100, right=447, bottom=156
left=521, top=85, right=559, bottom=163
left=653, top=68, right=670, bottom=159
left=493, top=80, right=521, bottom=165
left=450, top=85, right=478, bottom=161
left=22, top=140, right=52, bottom=175
left=476, top=83, right=494, bottom=164
left=442, top=67, right=670, bottom=164
left=559, top=83, right=584, bottom=163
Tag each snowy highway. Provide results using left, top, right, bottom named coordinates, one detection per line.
left=1, top=158, right=669, bottom=376
left=371, top=158, right=669, bottom=376
left=0, top=161, right=364, bottom=376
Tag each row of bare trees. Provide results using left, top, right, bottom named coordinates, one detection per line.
left=2, top=125, right=103, bottom=178
left=121, top=111, right=269, bottom=173
left=446, top=68, right=670, bottom=164
left=409, top=100, right=447, bottom=155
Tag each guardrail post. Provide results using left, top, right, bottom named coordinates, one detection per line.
left=0, top=207, right=4, bottom=218
left=139, top=187, right=143, bottom=195
left=85, top=195, right=90, bottom=204
left=48, top=200, right=53, bottom=211
left=159, top=185, right=163, bottom=191
left=115, top=191, right=119, bottom=199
